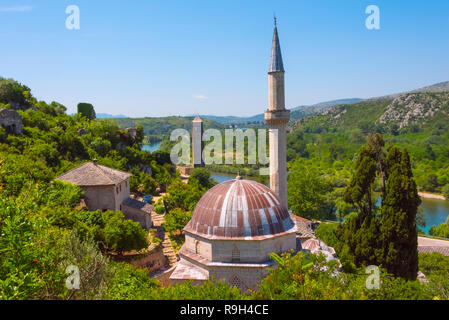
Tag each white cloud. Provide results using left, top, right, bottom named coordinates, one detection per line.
left=193, top=95, right=208, bottom=100
left=0, top=6, right=33, bottom=12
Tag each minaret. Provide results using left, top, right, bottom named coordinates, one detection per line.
left=264, top=18, right=290, bottom=208
left=192, top=115, right=204, bottom=167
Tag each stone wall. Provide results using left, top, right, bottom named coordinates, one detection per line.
left=0, top=108, right=22, bottom=135
left=112, top=245, right=168, bottom=272
left=156, top=265, right=180, bottom=287
left=115, top=179, right=130, bottom=210
left=122, top=204, right=152, bottom=230
left=184, top=232, right=296, bottom=263
left=82, top=185, right=116, bottom=211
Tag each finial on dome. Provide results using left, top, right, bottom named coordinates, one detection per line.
left=236, top=169, right=242, bottom=180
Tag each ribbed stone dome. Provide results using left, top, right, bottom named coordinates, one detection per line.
left=184, top=179, right=295, bottom=240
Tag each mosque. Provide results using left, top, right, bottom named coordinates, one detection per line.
left=169, top=20, right=304, bottom=290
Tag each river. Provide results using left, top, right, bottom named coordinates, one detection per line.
left=141, top=142, right=162, bottom=153
left=210, top=173, right=449, bottom=234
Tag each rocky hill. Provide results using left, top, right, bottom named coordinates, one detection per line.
left=294, top=91, right=449, bottom=134
left=378, top=92, right=449, bottom=129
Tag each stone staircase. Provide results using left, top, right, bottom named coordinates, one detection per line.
left=151, top=212, right=178, bottom=267
left=152, top=212, right=165, bottom=227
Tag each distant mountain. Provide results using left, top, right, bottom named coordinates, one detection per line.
left=290, top=98, right=363, bottom=121
left=97, top=113, right=127, bottom=119
left=291, top=98, right=363, bottom=111
left=197, top=114, right=265, bottom=126
left=368, top=81, right=449, bottom=102
left=198, top=98, right=363, bottom=125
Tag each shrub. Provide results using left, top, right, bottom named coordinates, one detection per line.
left=103, top=210, right=148, bottom=253
left=77, top=102, right=96, bottom=120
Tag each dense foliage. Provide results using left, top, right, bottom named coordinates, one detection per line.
left=2, top=78, right=449, bottom=300
left=332, top=134, right=420, bottom=279
left=429, top=215, right=449, bottom=238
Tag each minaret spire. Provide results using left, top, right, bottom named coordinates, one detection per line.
left=269, top=16, right=284, bottom=73
left=265, top=19, right=290, bottom=209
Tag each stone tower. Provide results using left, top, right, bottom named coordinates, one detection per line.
left=192, top=115, right=204, bottom=167
left=264, top=19, right=290, bottom=208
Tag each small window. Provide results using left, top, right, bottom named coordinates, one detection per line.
left=229, top=275, right=244, bottom=289
left=232, top=244, right=240, bottom=262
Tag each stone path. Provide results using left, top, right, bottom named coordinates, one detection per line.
left=418, top=236, right=449, bottom=256
left=152, top=211, right=178, bottom=267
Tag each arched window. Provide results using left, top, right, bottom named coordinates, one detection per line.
left=232, top=244, right=240, bottom=262
left=229, top=275, right=244, bottom=289
left=195, top=240, right=200, bottom=254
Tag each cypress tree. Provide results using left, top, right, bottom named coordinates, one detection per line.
left=337, top=136, right=381, bottom=267
left=380, top=147, right=420, bottom=280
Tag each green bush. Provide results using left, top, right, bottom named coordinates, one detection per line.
left=77, top=102, right=95, bottom=120
left=103, top=210, right=148, bottom=253
left=162, top=208, right=192, bottom=235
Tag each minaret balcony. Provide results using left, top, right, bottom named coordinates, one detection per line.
left=264, top=109, right=290, bottom=125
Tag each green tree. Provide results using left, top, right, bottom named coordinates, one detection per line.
left=162, top=208, right=192, bottom=235
left=336, top=137, right=380, bottom=267
left=287, top=160, right=334, bottom=220
left=379, top=147, right=420, bottom=280
left=163, top=179, right=205, bottom=212
left=442, top=184, right=449, bottom=200
left=0, top=78, right=32, bottom=109
left=189, top=167, right=215, bottom=189
left=77, top=102, right=96, bottom=120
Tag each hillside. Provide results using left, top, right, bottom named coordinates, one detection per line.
left=295, top=92, right=449, bottom=133
left=288, top=91, right=449, bottom=194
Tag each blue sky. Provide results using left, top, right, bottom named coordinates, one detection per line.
left=0, top=0, right=448, bottom=117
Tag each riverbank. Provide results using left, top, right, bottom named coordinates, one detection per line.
left=418, top=192, right=446, bottom=200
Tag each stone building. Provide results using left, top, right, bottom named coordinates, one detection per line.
left=170, top=177, right=299, bottom=290
left=170, top=19, right=298, bottom=290
left=57, top=160, right=152, bottom=230
left=0, top=108, right=23, bottom=135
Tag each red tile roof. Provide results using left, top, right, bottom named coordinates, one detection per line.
left=184, top=179, right=295, bottom=240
